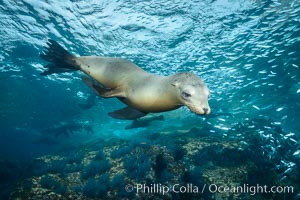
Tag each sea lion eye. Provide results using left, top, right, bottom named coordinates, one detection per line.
left=182, top=91, right=191, bottom=98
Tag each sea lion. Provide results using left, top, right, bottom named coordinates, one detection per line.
left=40, top=39, right=211, bottom=120
left=125, top=115, right=165, bottom=129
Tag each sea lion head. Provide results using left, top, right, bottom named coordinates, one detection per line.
left=171, top=72, right=211, bottom=115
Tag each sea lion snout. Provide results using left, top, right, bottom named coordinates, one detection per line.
left=203, top=107, right=209, bottom=115
left=203, top=106, right=211, bottom=115
left=186, top=103, right=211, bottom=115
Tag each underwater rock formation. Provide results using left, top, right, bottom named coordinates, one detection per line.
left=10, top=118, right=299, bottom=199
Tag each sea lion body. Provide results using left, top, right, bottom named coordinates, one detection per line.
left=76, top=56, right=182, bottom=113
left=40, top=40, right=210, bottom=119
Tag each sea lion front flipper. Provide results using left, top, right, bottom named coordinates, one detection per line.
left=109, top=107, right=148, bottom=120
left=97, top=87, right=125, bottom=98
left=82, top=76, right=125, bottom=98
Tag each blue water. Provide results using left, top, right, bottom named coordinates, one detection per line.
left=0, top=0, right=300, bottom=199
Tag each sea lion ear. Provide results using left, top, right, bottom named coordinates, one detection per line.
left=171, top=81, right=179, bottom=88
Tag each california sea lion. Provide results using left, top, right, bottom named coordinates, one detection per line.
left=40, top=39, right=211, bottom=120
left=125, top=115, right=165, bottom=129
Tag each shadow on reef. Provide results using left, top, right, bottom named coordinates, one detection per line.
left=33, top=121, right=94, bottom=146
left=9, top=118, right=300, bottom=199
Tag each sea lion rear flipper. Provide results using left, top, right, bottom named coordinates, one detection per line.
left=40, top=39, right=79, bottom=75
left=82, top=76, right=125, bottom=98
left=109, top=107, right=148, bottom=120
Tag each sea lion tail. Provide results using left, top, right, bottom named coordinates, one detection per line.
left=40, top=39, right=79, bottom=75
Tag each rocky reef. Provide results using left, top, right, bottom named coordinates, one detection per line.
left=9, top=118, right=300, bottom=199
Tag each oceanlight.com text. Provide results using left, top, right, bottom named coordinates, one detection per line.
left=124, top=183, right=294, bottom=196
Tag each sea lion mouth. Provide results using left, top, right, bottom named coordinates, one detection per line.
left=186, top=103, right=211, bottom=115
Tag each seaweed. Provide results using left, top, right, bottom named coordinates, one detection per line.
left=98, top=173, right=110, bottom=184
left=30, top=159, right=48, bottom=176
left=82, top=175, right=109, bottom=198
left=130, top=138, right=153, bottom=148
left=111, top=174, right=135, bottom=199
left=55, top=184, right=67, bottom=195
left=159, top=170, right=173, bottom=183
left=180, top=166, right=209, bottom=199
left=110, top=174, right=125, bottom=189
left=193, top=146, right=214, bottom=166
left=193, top=144, right=249, bottom=167
left=66, top=151, right=84, bottom=165
left=64, top=163, right=83, bottom=173
left=47, top=159, right=67, bottom=174
left=94, top=149, right=106, bottom=161
left=97, top=173, right=110, bottom=197
left=153, top=153, right=167, bottom=180
left=57, top=151, right=84, bottom=173
left=40, top=175, right=67, bottom=194
left=71, top=185, right=82, bottom=194
left=81, top=159, right=111, bottom=180
left=22, top=179, right=33, bottom=191
left=124, top=153, right=151, bottom=180
left=182, top=166, right=204, bottom=186
left=172, top=146, right=187, bottom=162
left=111, top=146, right=132, bottom=159
left=82, top=178, right=99, bottom=198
